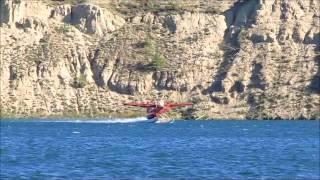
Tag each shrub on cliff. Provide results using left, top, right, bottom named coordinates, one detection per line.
left=144, top=32, right=166, bottom=70
left=72, top=74, right=87, bottom=88
left=150, top=51, right=166, bottom=70
left=45, top=0, right=88, bottom=6
left=55, top=24, right=71, bottom=34
left=145, top=32, right=156, bottom=57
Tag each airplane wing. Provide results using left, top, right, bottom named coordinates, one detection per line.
left=124, top=102, right=156, bottom=108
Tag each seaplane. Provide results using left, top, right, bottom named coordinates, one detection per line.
left=124, top=100, right=193, bottom=123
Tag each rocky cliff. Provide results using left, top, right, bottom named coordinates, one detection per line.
left=0, top=0, right=319, bottom=119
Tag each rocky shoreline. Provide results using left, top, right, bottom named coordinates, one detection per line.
left=1, top=111, right=319, bottom=121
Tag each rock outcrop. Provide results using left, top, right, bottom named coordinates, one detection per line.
left=50, top=4, right=125, bottom=35
left=0, top=0, right=319, bottom=119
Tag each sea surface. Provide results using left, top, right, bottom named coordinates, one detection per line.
left=1, top=119, right=319, bottom=179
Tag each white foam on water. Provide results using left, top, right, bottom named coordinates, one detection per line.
left=38, top=117, right=149, bottom=124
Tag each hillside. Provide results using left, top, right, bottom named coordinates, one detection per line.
left=0, top=0, right=319, bottom=119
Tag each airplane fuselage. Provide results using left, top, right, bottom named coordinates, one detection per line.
left=124, top=101, right=192, bottom=121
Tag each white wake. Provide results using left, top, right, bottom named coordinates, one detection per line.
left=38, top=117, right=150, bottom=124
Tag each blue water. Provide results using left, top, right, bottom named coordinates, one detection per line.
left=1, top=119, right=319, bottom=179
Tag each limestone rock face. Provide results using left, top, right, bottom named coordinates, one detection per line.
left=50, top=5, right=72, bottom=22
left=160, top=12, right=227, bottom=41
left=50, top=4, right=125, bottom=35
left=0, top=0, right=319, bottom=119
left=15, top=17, right=48, bottom=32
left=0, top=0, right=51, bottom=26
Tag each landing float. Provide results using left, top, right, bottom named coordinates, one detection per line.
left=124, top=100, right=192, bottom=123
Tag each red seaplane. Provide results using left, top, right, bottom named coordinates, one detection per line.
left=124, top=100, right=192, bottom=123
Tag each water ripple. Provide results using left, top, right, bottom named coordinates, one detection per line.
left=1, top=119, right=319, bottom=179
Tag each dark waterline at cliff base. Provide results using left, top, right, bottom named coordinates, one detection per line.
left=1, top=119, right=319, bottom=179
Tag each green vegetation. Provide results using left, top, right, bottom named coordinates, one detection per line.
left=113, top=0, right=202, bottom=16
left=42, top=0, right=221, bottom=14
left=73, top=74, right=87, bottom=88
left=0, top=109, right=145, bottom=119
left=0, top=111, right=16, bottom=118
left=145, top=33, right=156, bottom=57
left=145, top=0, right=160, bottom=10
left=43, top=0, right=88, bottom=6
left=141, top=0, right=201, bottom=12
left=150, top=51, right=166, bottom=70
left=55, top=24, right=71, bottom=34
left=144, top=32, right=166, bottom=70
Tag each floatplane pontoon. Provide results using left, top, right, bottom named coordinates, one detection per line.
left=124, top=100, right=192, bottom=123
